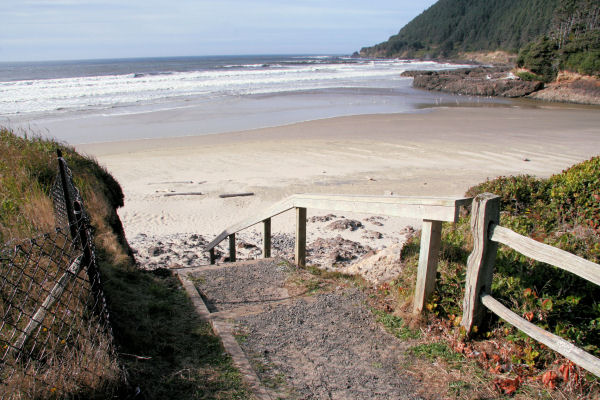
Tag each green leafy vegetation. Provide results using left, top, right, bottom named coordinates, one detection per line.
left=392, top=157, right=600, bottom=391
left=371, top=309, right=421, bottom=340
left=466, top=158, right=600, bottom=359
left=518, top=31, right=600, bottom=81
left=409, top=342, right=462, bottom=364
left=517, top=37, right=560, bottom=82
left=516, top=71, right=546, bottom=82
left=361, top=0, right=599, bottom=83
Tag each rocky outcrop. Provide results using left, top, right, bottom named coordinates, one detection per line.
left=527, top=72, right=600, bottom=105
left=326, top=219, right=363, bottom=231
left=309, top=236, right=372, bottom=265
left=403, top=67, right=543, bottom=98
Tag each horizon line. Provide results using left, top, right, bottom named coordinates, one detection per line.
left=0, top=52, right=355, bottom=65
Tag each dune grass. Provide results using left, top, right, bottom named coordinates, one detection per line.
left=0, top=127, right=252, bottom=399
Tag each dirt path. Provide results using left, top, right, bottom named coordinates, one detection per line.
left=188, top=259, right=424, bottom=400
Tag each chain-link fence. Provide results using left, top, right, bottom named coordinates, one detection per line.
left=0, top=151, right=120, bottom=399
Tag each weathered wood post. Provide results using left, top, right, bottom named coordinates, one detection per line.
left=295, top=207, right=307, bottom=267
left=413, top=220, right=443, bottom=314
left=209, top=248, right=216, bottom=265
left=229, top=233, right=236, bottom=262
left=263, top=218, right=271, bottom=258
left=461, top=193, right=500, bottom=334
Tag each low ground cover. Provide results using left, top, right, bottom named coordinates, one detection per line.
left=385, top=156, right=600, bottom=398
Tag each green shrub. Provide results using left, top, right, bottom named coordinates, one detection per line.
left=396, top=157, right=600, bottom=365
left=516, top=71, right=544, bottom=81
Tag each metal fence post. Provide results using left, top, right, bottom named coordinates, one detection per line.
left=56, top=149, right=79, bottom=240
left=73, top=200, right=103, bottom=315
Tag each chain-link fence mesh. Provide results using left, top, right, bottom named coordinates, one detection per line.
left=0, top=153, right=120, bottom=399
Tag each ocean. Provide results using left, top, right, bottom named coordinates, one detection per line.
left=0, top=55, right=504, bottom=143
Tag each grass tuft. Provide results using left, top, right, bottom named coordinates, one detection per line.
left=409, top=342, right=462, bottom=364
left=372, top=309, right=421, bottom=340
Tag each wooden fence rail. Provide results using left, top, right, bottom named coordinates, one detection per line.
left=204, top=193, right=471, bottom=315
left=461, top=193, right=600, bottom=377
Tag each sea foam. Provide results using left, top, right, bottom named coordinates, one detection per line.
left=0, top=57, right=465, bottom=117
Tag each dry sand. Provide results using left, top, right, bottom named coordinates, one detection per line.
left=77, top=105, right=600, bottom=272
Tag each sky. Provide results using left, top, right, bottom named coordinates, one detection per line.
left=0, top=0, right=438, bottom=62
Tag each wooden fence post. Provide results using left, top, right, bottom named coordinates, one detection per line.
left=295, top=207, right=307, bottom=267
left=263, top=218, right=271, bottom=258
left=229, top=233, right=236, bottom=262
left=461, top=193, right=500, bottom=334
left=413, top=220, right=443, bottom=314
left=209, top=248, right=216, bottom=265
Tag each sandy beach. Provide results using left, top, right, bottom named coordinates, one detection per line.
left=74, top=104, right=600, bottom=272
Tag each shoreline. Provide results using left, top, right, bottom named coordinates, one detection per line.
left=76, top=102, right=599, bottom=156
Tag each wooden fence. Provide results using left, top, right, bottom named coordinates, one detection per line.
left=204, top=193, right=471, bottom=314
left=461, top=193, right=600, bottom=377
left=205, top=191, right=600, bottom=376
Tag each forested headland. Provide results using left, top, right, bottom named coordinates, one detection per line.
left=359, top=0, right=599, bottom=81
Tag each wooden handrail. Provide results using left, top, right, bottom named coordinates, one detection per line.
left=204, top=193, right=470, bottom=315
left=204, top=197, right=296, bottom=251
left=205, top=193, right=470, bottom=251
left=481, top=294, right=600, bottom=377
left=490, top=224, right=600, bottom=286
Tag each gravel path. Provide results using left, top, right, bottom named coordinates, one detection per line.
left=191, top=260, right=422, bottom=399
left=191, top=260, right=294, bottom=312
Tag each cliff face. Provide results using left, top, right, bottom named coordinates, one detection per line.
left=360, top=0, right=558, bottom=59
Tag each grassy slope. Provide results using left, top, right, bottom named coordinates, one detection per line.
left=0, top=128, right=252, bottom=399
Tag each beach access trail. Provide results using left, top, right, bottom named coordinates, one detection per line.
left=77, top=105, right=600, bottom=398
left=176, top=259, right=423, bottom=399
